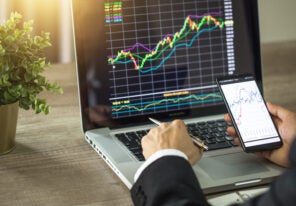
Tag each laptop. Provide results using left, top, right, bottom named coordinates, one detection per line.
left=71, top=0, right=284, bottom=194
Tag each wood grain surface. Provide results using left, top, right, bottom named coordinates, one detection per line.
left=0, top=41, right=295, bottom=206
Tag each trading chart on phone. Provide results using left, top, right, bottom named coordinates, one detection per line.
left=221, top=80, right=280, bottom=146
left=104, top=0, right=235, bottom=118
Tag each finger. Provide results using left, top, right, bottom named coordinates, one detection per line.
left=147, top=127, right=157, bottom=136
left=234, top=137, right=241, bottom=146
left=266, top=102, right=282, bottom=126
left=141, top=134, right=158, bottom=159
left=172, top=119, right=185, bottom=127
left=224, top=113, right=232, bottom=123
left=255, top=150, right=271, bottom=160
left=142, top=132, right=158, bottom=145
left=266, top=102, right=278, bottom=116
left=226, top=127, right=241, bottom=145
left=266, top=102, right=287, bottom=119
left=226, top=126, right=236, bottom=136
left=141, top=136, right=149, bottom=158
left=159, top=122, right=169, bottom=128
left=171, top=119, right=186, bottom=131
left=141, top=134, right=149, bottom=147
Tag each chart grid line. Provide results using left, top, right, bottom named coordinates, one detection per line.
left=104, top=0, right=234, bottom=118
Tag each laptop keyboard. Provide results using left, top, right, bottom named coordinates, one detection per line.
left=115, top=119, right=237, bottom=161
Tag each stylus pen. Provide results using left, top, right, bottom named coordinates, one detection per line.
left=148, top=117, right=208, bottom=151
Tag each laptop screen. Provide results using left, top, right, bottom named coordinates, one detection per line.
left=72, top=0, right=262, bottom=131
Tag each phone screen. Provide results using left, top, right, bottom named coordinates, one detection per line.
left=217, top=75, right=282, bottom=152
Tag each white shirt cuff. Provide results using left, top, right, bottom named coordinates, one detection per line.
left=134, top=149, right=188, bottom=182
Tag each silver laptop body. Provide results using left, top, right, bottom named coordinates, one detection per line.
left=72, top=0, right=284, bottom=194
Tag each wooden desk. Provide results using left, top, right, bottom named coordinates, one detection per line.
left=0, top=42, right=295, bottom=206
left=0, top=63, right=133, bottom=206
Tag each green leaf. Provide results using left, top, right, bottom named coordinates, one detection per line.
left=4, top=35, right=15, bottom=43
left=23, top=20, right=33, bottom=34
left=0, top=44, right=5, bottom=56
left=11, top=12, right=22, bottom=20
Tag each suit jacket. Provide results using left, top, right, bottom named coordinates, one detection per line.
left=131, top=140, right=296, bottom=206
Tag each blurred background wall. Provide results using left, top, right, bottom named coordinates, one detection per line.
left=0, top=0, right=73, bottom=63
left=0, top=0, right=295, bottom=63
left=258, top=0, right=296, bottom=43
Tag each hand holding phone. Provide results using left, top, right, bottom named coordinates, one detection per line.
left=216, top=75, right=282, bottom=152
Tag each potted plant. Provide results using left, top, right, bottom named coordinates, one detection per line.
left=0, top=12, right=63, bottom=154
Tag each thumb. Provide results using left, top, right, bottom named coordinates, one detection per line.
left=267, top=102, right=288, bottom=119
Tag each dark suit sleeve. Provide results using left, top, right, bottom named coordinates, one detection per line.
left=234, top=139, right=296, bottom=206
left=131, top=156, right=210, bottom=206
left=131, top=140, right=296, bottom=206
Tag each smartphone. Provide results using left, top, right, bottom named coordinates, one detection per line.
left=216, top=75, right=282, bottom=152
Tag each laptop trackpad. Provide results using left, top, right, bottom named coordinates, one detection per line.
left=199, top=153, right=269, bottom=180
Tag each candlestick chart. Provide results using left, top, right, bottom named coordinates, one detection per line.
left=105, top=0, right=234, bottom=118
left=108, top=14, right=230, bottom=73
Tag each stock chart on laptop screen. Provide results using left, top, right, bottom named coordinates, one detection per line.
left=104, top=0, right=234, bottom=118
left=73, top=0, right=261, bottom=129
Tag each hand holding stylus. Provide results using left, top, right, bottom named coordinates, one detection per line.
left=149, top=118, right=208, bottom=151
left=141, top=118, right=205, bottom=165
